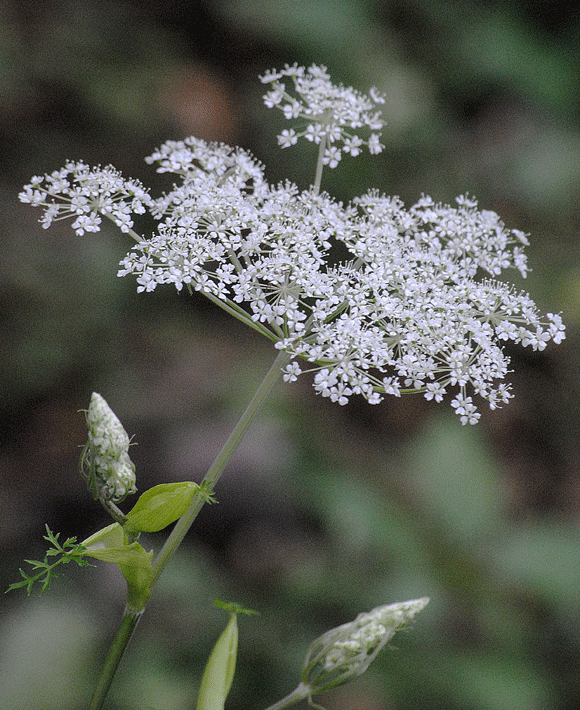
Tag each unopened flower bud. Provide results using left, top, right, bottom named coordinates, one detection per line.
left=81, top=392, right=136, bottom=503
left=302, top=597, right=429, bottom=694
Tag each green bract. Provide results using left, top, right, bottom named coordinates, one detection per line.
left=82, top=523, right=153, bottom=612
left=124, top=481, right=200, bottom=534
left=196, top=612, right=238, bottom=710
left=80, top=483, right=200, bottom=611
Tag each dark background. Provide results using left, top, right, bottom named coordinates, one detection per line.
left=1, top=1, right=580, bottom=709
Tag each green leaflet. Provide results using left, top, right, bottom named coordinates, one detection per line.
left=196, top=613, right=238, bottom=710
left=125, top=482, right=200, bottom=534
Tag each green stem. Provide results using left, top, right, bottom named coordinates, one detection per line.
left=100, top=499, right=127, bottom=526
left=262, top=682, right=311, bottom=710
left=313, top=131, right=328, bottom=196
left=86, top=350, right=291, bottom=710
left=87, top=609, right=142, bottom=710
left=150, top=348, right=291, bottom=586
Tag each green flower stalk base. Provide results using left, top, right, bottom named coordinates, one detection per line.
left=87, top=609, right=143, bottom=710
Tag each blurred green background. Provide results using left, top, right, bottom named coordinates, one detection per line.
left=1, top=1, right=580, bottom=709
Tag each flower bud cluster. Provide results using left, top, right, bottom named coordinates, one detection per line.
left=302, top=598, right=430, bottom=693
left=20, top=66, right=565, bottom=423
left=82, top=392, right=136, bottom=503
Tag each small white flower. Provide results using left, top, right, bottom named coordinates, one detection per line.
left=323, top=146, right=342, bottom=167
left=259, top=63, right=386, bottom=163
left=367, top=133, right=384, bottom=155
left=343, top=135, right=363, bottom=156
left=278, top=129, right=298, bottom=148
left=424, top=382, right=446, bottom=402
left=283, top=362, right=302, bottom=382
left=451, top=394, right=481, bottom=425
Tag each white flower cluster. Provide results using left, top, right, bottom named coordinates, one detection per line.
left=82, top=393, right=136, bottom=503
left=19, top=163, right=152, bottom=236
left=260, top=63, right=385, bottom=167
left=302, top=598, right=430, bottom=692
left=20, top=66, right=565, bottom=424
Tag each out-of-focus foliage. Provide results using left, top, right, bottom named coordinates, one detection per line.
left=1, top=1, right=580, bottom=709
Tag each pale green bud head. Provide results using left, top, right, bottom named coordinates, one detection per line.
left=302, top=597, right=429, bottom=694
left=82, top=392, right=136, bottom=503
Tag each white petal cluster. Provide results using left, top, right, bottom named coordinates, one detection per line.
left=121, top=143, right=565, bottom=422
left=19, top=162, right=152, bottom=236
left=260, top=63, right=385, bottom=167
left=83, top=393, right=136, bottom=503
left=19, top=66, right=565, bottom=424
left=276, top=190, right=565, bottom=424
left=302, top=598, right=430, bottom=692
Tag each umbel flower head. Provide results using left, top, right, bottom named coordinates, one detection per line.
left=20, top=65, right=565, bottom=424
left=19, top=163, right=152, bottom=236
left=260, top=63, right=385, bottom=167
left=81, top=393, right=136, bottom=503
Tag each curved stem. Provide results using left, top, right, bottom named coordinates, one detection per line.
left=87, top=609, right=142, bottom=710
left=100, top=499, right=127, bottom=526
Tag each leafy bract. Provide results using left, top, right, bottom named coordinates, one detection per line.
left=82, top=523, right=153, bottom=611
left=125, top=482, right=200, bottom=534
left=196, top=612, right=238, bottom=710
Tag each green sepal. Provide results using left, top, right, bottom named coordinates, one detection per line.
left=196, top=612, right=238, bottom=710
left=82, top=523, right=153, bottom=612
left=124, top=482, right=200, bottom=534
